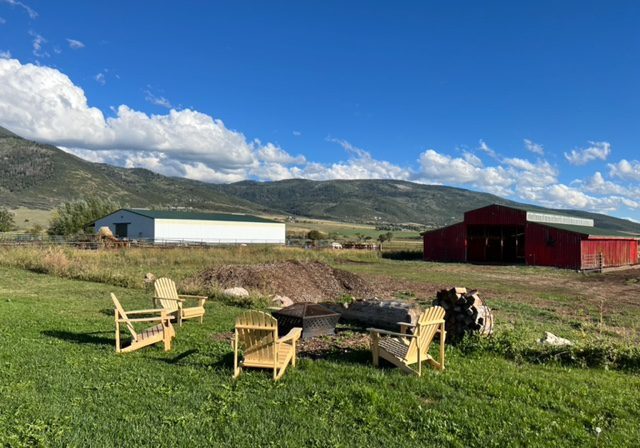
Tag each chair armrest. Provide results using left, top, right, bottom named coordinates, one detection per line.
left=127, top=308, right=170, bottom=314
left=367, top=328, right=417, bottom=338
left=178, top=294, right=208, bottom=300
left=118, top=316, right=173, bottom=323
left=397, top=321, right=416, bottom=327
left=278, top=327, right=302, bottom=343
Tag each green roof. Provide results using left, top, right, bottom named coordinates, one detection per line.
left=122, top=209, right=278, bottom=223
left=539, top=222, right=639, bottom=239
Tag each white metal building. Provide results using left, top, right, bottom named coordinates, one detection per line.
left=93, top=209, right=286, bottom=244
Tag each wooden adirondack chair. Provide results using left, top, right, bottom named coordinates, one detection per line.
left=232, top=310, right=302, bottom=381
left=111, top=293, right=175, bottom=353
left=153, top=277, right=207, bottom=326
left=368, top=306, right=446, bottom=376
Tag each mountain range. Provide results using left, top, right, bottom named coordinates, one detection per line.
left=1, top=126, right=639, bottom=233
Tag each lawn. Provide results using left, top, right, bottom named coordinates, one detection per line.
left=1, top=255, right=640, bottom=446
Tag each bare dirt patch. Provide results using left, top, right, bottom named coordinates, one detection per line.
left=187, top=261, right=377, bottom=302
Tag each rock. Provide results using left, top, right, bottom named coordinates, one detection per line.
left=223, top=287, right=250, bottom=298
left=143, top=272, right=156, bottom=284
left=272, top=295, right=294, bottom=308
left=539, top=331, right=573, bottom=347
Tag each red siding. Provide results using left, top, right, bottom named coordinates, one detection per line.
left=465, top=204, right=527, bottom=226
left=525, top=222, right=582, bottom=269
left=423, top=222, right=466, bottom=262
left=581, top=239, right=639, bottom=268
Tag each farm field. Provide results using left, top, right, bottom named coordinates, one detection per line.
left=1, top=246, right=639, bottom=446
left=286, top=218, right=422, bottom=240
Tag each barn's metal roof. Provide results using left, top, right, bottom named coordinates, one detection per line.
left=536, top=222, right=639, bottom=239
left=107, top=209, right=278, bottom=223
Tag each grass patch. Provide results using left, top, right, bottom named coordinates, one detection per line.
left=1, top=265, right=640, bottom=446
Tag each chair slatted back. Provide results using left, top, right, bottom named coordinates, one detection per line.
left=406, top=306, right=445, bottom=360
left=235, top=311, right=278, bottom=365
left=154, top=278, right=180, bottom=313
left=111, top=293, right=137, bottom=339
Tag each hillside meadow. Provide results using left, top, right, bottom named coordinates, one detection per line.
left=1, top=245, right=639, bottom=446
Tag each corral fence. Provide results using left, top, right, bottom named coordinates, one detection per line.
left=0, top=233, right=423, bottom=251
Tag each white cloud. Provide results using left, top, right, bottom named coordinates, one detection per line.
left=292, top=130, right=301, bottom=136
left=94, top=72, right=106, bottom=85
left=1, top=0, right=37, bottom=19
left=608, top=159, right=640, bottom=182
left=463, top=151, right=483, bottom=168
left=257, top=143, right=305, bottom=165
left=28, top=30, right=48, bottom=58
left=478, top=139, right=498, bottom=159
left=564, top=141, right=611, bottom=165
left=0, top=50, right=10, bottom=59
left=66, top=38, right=85, bottom=49
left=417, top=149, right=514, bottom=196
left=575, top=172, right=632, bottom=196
left=524, top=139, right=544, bottom=156
left=0, top=16, right=6, bottom=24
left=0, top=58, right=305, bottom=183
left=144, top=89, right=172, bottom=109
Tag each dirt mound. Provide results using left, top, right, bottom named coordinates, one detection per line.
left=191, top=261, right=375, bottom=303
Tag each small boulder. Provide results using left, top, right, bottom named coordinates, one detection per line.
left=223, top=287, right=250, bottom=298
left=272, top=295, right=294, bottom=308
left=144, top=273, right=156, bottom=284
left=539, top=331, right=573, bottom=347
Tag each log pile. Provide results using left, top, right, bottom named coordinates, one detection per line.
left=433, top=287, right=493, bottom=342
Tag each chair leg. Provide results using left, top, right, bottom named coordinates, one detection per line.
left=371, top=334, right=379, bottom=367
left=114, top=315, right=121, bottom=353
left=440, top=324, right=446, bottom=371
left=292, top=341, right=297, bottom=367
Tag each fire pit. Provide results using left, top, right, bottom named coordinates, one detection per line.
left=272, top=303, right=340, bottom=340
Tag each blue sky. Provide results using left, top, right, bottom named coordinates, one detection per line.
left=1, top=1, right=639, bottom=220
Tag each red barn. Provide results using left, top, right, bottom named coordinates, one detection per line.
left=423, top=204, right=639, bottom=270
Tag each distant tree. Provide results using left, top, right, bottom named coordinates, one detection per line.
left=28, top=224, right=45, bottom=237
left=354, top=232, right=367, bottom=242
left=307, top=230, right=327, bottom=246
left=48, top=197, right=121, bottom=236
left=377, top=231, right=394, bottom=249
left=327, top=231, right=340, bottom=241
left=0, top=207, right=16, bottom=232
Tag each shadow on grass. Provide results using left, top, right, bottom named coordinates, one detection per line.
left=156, top=349, right=200, bottom=365
left=42, top=330, right=114, bottom=347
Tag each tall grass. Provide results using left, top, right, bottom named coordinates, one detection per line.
left=0, top=246, right=381, bottom=289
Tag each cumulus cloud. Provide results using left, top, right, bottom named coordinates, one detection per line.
left=66, top=38, right=85, bottom=49
left=608, top=159, right=640, bottom=182
left=257, top=143, right=306, bottom=165
left=564, top=141, right=611, bottom=165
left=524, top=139, right=544, bottom=156
left=1, top=0, right=37, bottom=19
left=0, top=50, right=10, bottom=58
left=0, top=58, right=306, bottom=182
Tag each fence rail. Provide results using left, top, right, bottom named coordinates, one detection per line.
left=0, top=234, right=423, bottom=250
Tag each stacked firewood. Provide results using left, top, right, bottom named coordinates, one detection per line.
left=433, top=287, right=493, bottom=342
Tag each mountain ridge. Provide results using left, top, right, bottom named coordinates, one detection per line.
left=1, top=126, right=639, bottom=233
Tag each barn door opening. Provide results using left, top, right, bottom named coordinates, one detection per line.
left=467, top=225, right=525, bottom=263
left=114, top=223, right=129, bottom=239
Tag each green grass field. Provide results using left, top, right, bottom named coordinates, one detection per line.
left=1, top=247, right=639, bottom=447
